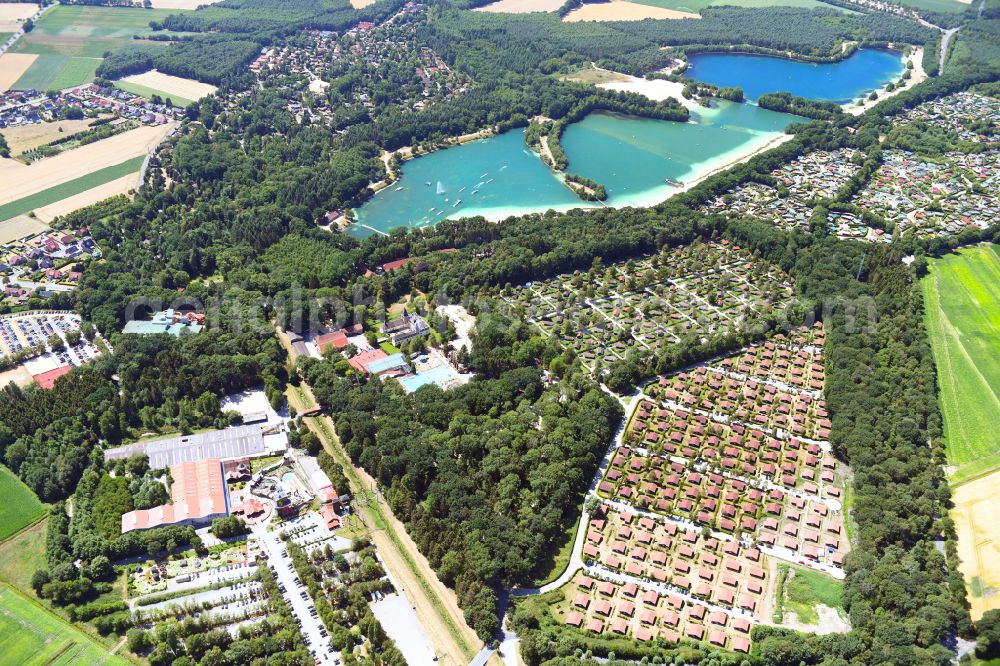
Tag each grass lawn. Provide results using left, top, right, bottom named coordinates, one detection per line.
left=0, top=154, right=143, bottom=222
left=921, top=244, right=1000, bottom=485
left=379, top=341, right=401, bottom=354
left=0, top=584, right=129, bottom=666
left=783, top=564, right=843, bottom=624
left=114, top=79, right=195, bottom=108
left=0, top=465, right=45, bottom=542
left=894, top=0, right=970, bottom=12
left=631, top=0, right=851, bottom=10
left=0, top=516, right=46, bottom=595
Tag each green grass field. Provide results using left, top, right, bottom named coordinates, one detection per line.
left=783, top=565, right=843, bottom=624
left=921, top=244, right=1000, bottom=486
left=0, top=155, right=143, bottom=223
left=0, top=465, right=45, bottom=543
left=0, top=519, right=47, bottom=595
left=894, top=0, right=970, bottom=12
left=0, top=584, right=129, bottom=666
left=632, top=0, right=852, bottom=11
left=114, top=79, right=195, bottom=107
left=10, top=54, right=101, bottom=91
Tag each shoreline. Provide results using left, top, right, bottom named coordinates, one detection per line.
left=354, top=130, right=796, bottom=230
left=843, top=47, right=926, bottom=116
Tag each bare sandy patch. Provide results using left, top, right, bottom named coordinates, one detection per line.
left=0, top=214, right=47, bottom=244
left=0, top=53, right=38, bottom=91
left=349, top=0, right=377, bottom=6
left=594, top=69, right=698, bottom=109
left=954, top=469, right=1000, bottom=621
left=845, top=48, right=927, bottom=116
left=121, top=70, right=217, bottom=102
left=147, top=0, right=221, bottom=8
left=0, top=123, right=173, bottom=206
left=0, top=3, right=36, bottom=32
left=32, top=173, right=136, bottom=223
left=1, top=118, right=96, bottom=154
left=475, top=0, right=563, bottom=12
left=0, top=365, right=34, bottom=389
left=564, top=1, right=699, bottom=22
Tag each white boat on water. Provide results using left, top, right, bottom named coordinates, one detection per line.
left=395, top=186, right=403, bottom=191
left=480, top=172, right=488, bottom=178
left=453, top=199, right=462, bottom=207
left=500, top=165, right=507, bottom=171
left=486, top=178, right=494, bottom=184
left=471, top=189, right=479, bottom=195
left=459, top=186, right=466, bottom=192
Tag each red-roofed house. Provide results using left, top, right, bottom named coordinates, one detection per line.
left=33, top=365, right=72, bottom=389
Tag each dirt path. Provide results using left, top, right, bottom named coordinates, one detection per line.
left=305, top=414, right=482, bottom=665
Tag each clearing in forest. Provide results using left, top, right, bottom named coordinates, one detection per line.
left=474, top=0, right=564, bottom=12
left=921, top=244, right=1000, bottom=485
left=954, top=469, right=1000, bottom=620
left=563, top=0, right=701, bottom=21
left=118, top=70, right=217, bottom=106
left=148, top=0, right=222, bottom=8
left=632, top=0, right=846, bottom=11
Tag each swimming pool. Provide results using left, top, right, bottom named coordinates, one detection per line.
left=398, top=365, right=459, bottom=392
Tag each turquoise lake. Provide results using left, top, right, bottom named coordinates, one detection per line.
left=351, top=101, right=799, bottom=238
left=686, top=49, right=905, bottom=103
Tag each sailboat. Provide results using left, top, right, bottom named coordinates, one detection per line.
left=436, top=181, right=446, bottom=195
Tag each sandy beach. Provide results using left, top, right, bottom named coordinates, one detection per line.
left=596, top=71, right=699, bottom=110
left=844, top=47, right=926, bottom=116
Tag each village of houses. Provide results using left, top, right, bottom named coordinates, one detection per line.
left=245, top=2, right=468, bottom=129
left=703, top=91, right=1000, bottom=242
left=550, top=324, right=851, bottom=652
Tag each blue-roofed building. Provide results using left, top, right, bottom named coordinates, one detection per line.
left=122, top=309, right=205, bottom=336
left=364, top=352, right=409, bottom=376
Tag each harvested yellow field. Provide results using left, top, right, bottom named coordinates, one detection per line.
left=147, top=0, right=221, bottom=8
left=564, top=1, right=699, bottom=21
left=348, top=0, right=377, bottom=6
left=121, top=70, right=217, bottom=102
left=1, top=118, right=96, bottom=154
left=475, top=0, right=564, bottom=12
left=0, top=53, right=38, bottom=91
left=0, top=123, right=172, bottom=206
left=0, top=3, right=36, bottom=32
left=32, top=173, right=135, bottom=223
left=0, top=214, right=47, bottom=244
left=954, top=470, right=1000, bottom=620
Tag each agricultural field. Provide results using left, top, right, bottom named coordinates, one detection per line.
left=6, top=5, right=187, bottom=90
left=921, top=244, right=1000, bottom=484
left=563, top=1, right=700, bottom=21
left=117, top=70, right=217, bottom=107
left=499, top=241, right=795, bottom=375
left=0, top=3, right=36, bottom=32
left=0, top=52, right=38, bottom=90
left=951, top=471, right=1000, bottom=621
left=0, top=584, right=128, bottom=666
left=0, top=118, right=96, bottom=155
left=0, top=464, right=45, bottom=542
left=8, top=54, right=100, bottom=92
left=0, top=122, right=171, bottom=223
left=633, top=0, right=847, bottom=9
left=0, top=155, right=143, bottom=223
left=474, top=0, right=565, bottom=12
left=893, top=0, right=971, bottom=12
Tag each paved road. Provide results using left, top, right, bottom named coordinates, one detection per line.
left=253, top=524, right=341, bottom=665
